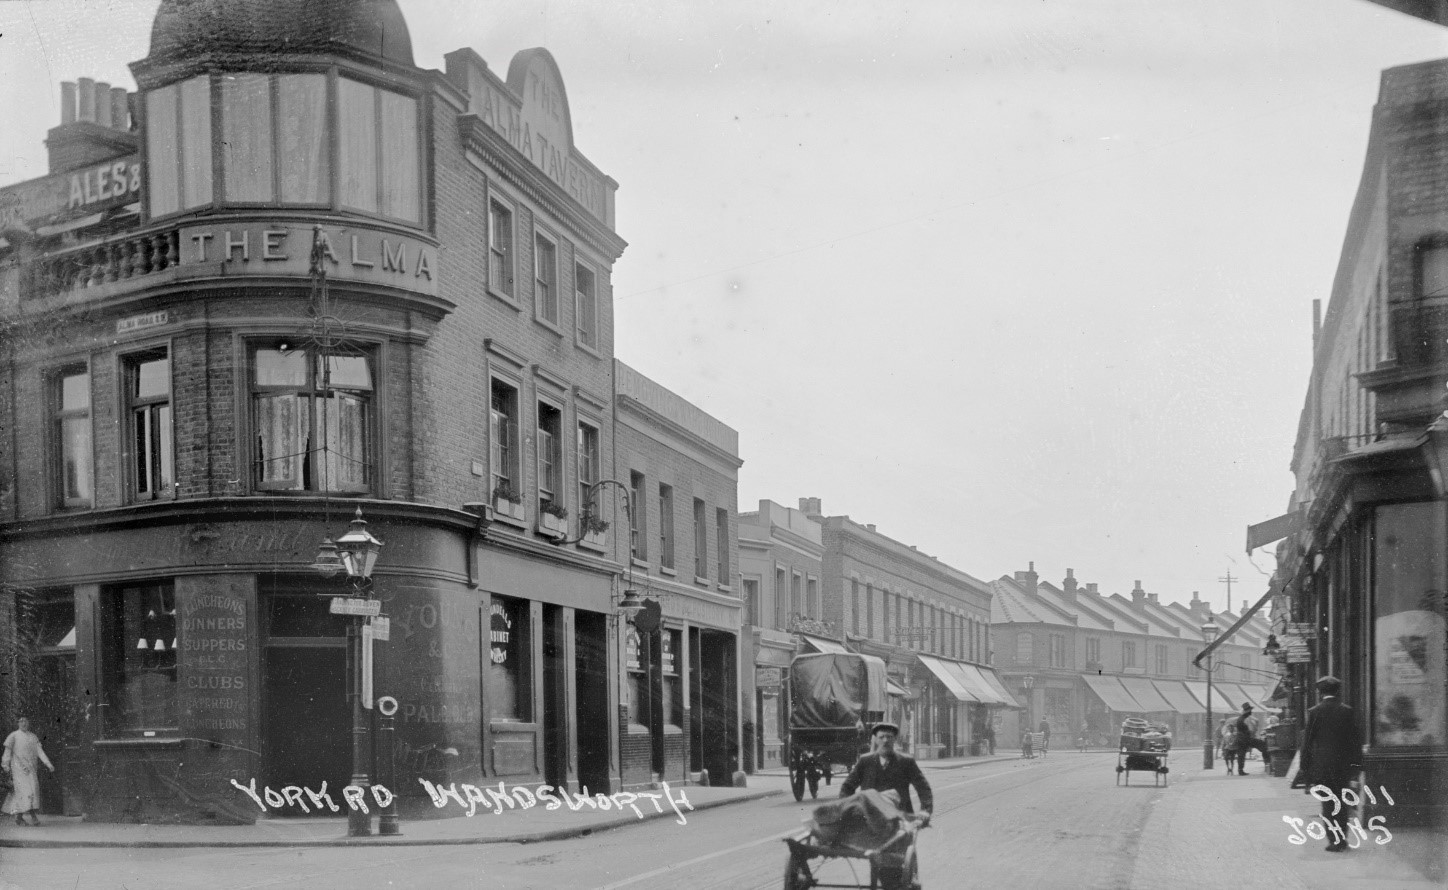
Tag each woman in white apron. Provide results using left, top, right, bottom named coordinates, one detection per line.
left=3, top=717, right=55, bottom=826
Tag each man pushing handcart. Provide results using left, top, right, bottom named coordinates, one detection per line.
left=782, top=722, right=932, bottom=890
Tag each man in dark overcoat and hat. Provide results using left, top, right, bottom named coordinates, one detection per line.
left=838, top=722, right=933, bottom=821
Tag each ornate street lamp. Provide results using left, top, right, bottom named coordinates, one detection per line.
left=314, top=507, right=385, bottom=837
left=1201, top=619, right=1220, bottom=770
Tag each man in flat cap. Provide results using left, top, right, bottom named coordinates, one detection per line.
left=839, top=722, right=933, bottom=822
left=1231, top=703, right=1269, bottom=775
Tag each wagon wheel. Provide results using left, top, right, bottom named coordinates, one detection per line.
left=790, top=764, right=806, bottom=802
left=783, top=851, right=815, bottom=890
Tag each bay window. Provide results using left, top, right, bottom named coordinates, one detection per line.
left=146, top=74, right=212, bottom=217
left=220, top=73, right=330, bottom=205
left=252, top=345, right=373, bottom=493
left=145, top=71, right=417, bottom=222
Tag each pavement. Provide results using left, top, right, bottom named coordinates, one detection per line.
left=1129, top=753, right=1445, bottom=889
left=0, top=752, right=1026, bottom=850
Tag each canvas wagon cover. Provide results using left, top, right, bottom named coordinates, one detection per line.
left=790, top=652, right=888, bottom=728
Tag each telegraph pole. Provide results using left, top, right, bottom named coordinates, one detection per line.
left=1218, top=570, right=1236, bottom=611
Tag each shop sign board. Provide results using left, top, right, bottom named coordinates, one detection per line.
left=0, top=153, right=142, bottom=231
left=178, top=222, right=438, bottom=297
left=661, top=632, right=676, bottom=675
left=755, top=667, right=783, bottom=688
left=330, top=597, right=380, bottom=617
left=1286, top=623, right=1317, bottom=638
left=370, top=615, right=390, bottom=641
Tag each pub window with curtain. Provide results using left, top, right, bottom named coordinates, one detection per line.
left=101, top=581, right=178, bottom=735
left=252, top=344, right=374, bottom=493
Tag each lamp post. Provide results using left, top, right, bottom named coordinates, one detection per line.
left=1201, top=619, right=1219, bottom=770
left=314, top=508, right=383, bottom=837
left=1023, top=675, right=1035, bottom=734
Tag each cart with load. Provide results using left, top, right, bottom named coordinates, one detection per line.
left=783, top=788, right=926, bottom=890
left=1115, top=717, right=1171, bottom=786
left=785, top=652, right=888, bottom=802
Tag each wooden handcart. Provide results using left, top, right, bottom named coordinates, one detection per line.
left=783, top=816, right=925, bottom=890
left=1114, top=719, right=1170, bottom=787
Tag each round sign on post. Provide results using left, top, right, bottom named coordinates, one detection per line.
left=377, top=696, right=399, bottom=717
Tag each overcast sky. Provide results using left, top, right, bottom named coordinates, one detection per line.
left=3, top=1, right=1446, bottom=614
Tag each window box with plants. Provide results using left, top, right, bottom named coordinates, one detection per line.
left=578, top=513, right=609, bottom=550
left=538, top=501, right=568, bottom=537
left=492, top=482, right=525, bottom=523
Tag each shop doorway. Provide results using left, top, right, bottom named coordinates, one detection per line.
left=262, top=586, right=349, bottom=815
left=542, top=604, right=568, bottom=789
left=23, top=590, right=78, bottom=815
left=695, top=629, right=738, bottom=785
left=574, top=610, right=611, bottom=794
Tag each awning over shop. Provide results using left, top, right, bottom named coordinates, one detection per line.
left=1246, top=511, right=1299, bottom=552
left=886, top=680, right=912, bottom=698
left=800, top=634, right=850, bottom=655
left=1216, top=683, right=1255, bottom=713
left=917, top=655, right=980, bottom=702
left=1152, top=680, right=1205, bottom=715
left=975, top=666, right=1024, bottom=709
left=1119, top=677, right=1175, bottom=713
left=1082, top=674, right=1144, bottom=713
left=957, top=664, right=1013, bottom=705
left=1186, top=681, right=1236, bottom=711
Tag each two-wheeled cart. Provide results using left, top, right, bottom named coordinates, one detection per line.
left=1114, top=718, right=1170, bottom=787
left=784, top=652, right=888, bottom=801
left=782, top=814, right=925, bottom=890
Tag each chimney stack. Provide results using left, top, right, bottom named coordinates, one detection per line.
left=1131, top=580, right=1147, bottom=607
left=1085, top=582, right=1098, bottom=595
left=1061, top=568, right=1078, bottom=601
left=46, top=78, right=140, bottom=174
left=798, top=497, right=822, bottom=515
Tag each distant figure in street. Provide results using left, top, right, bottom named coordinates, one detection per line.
left=1021, top=730, right=1033, bottom=759
left=2, top=717, right=54, bottom=826
left=1299, top=676, right=1365, bottom=853
left=1232, top=704, right=1268, bottom=775
left=839, top=723, right=932, bottom=820
left=1218, top=718, right=1237, bottom=771
left=1038, top=719, right=1050, bottom=753
left=983, top=723, right=996, bottom=756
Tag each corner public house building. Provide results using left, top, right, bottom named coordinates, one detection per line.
left=0, top=0, right=742, bottom=823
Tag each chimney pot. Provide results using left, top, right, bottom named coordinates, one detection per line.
left=110, top=88, right=129, bottom=130
left=77, top=77, right=96, bottom=122
left=61, top=82, right=77, bottom=124
left=94, top=82, right=112, bottom=127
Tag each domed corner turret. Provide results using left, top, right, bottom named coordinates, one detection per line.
left=145, top=0, right=415, bottom=70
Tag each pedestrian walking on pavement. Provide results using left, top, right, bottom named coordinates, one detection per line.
left=1231, top=704, right=1269, bottom=775
left=1298, top=676, right=1365, bottom=853
left=1038, top=719, right=1050, bottom=753
left=984, top=723, right=996, bottom=755
left=2, top=717, right=54, bottom=826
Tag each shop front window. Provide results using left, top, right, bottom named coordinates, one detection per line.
left=486, top=596, right=531, bottom=722
left=1373, top=502, right=1447, bottom=747
left=101, top=582, right=178, bottom=735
